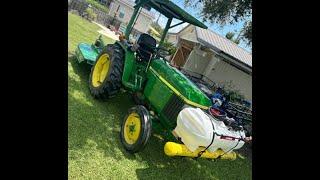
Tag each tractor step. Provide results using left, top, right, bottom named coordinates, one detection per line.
left=75, top=43, right=99, bottom=65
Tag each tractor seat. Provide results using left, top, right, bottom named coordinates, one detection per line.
left=136, top=33, right=156, bottom=61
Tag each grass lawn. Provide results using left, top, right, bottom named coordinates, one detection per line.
left=68, top=12, right=252, bottom=180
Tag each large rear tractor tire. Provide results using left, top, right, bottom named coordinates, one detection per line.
left=120, top=105, right=152, bottom=153
left=89, top=44, right=124, bottom=100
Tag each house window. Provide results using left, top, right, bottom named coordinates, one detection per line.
left=119, top=12, right=125, bottom=18
left=119, top=7, right=125, bottom=19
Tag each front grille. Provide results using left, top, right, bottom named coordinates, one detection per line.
left=162, top=94, right=185, bottom=127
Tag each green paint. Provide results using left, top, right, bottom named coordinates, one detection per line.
left=75, top=36, right=108, bottom=65
left=77, top=43, right=99, bottom=63
left=143, top=59, right=211, bottom=133
left=121, top=48, right=141, bottom=91
left=159, top=17, right=172, bottom=46
left=75, top=0, right=211, bottom=143
left=149, top=59, right=211, bottom=107
left=144, top=68, right=173, bottom=112
left=142, top=0, right=207, bottom=29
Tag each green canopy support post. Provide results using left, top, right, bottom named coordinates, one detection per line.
left=125, top=6, right=141, bottom=39
left=159, top=17, right=172, bottom=47
left=125, top=0, right=150, bottom=39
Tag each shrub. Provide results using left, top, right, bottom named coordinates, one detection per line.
left=85, top=7, right=97, bottom=21
left=86, top=0, right=109, bottom=14
left=217, top=80, right=246, bottom=103
left=162, top=40, right=177, bottom=55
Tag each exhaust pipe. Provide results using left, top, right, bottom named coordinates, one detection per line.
left=164, top=142, right=237, bottom=160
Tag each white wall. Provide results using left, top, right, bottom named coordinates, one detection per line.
left=173, top=25, right=252, bottom=101
left=184, top=49, right=252, bottom=101
left=134, top=13, right=153, bottom=33
left=179, top=25, right=198, bottom=43
left=204, top=56, right=252, bottom=101
left=109, top=1, right=153, bottom=33
left=167, top=34, right=178, bottom=45
left=183, top=48, right=211, bottom=75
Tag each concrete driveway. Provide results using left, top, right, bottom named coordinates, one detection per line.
left=93, top=22, right=120, bottom=41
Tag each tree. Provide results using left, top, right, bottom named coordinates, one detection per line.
left=225, top=32, right=240, bottom=44
left=149, top=22, right=176, bottom=55
left=185, top=0, right=252, bottom=47
left=242, top=21, right=252, bottom=45
left=225, top=32, right=235, bottom=40
left=162, top=40, right=177, bottom=55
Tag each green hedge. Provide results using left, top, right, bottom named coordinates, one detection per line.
left=86, top=7, right=97, bottom=21
left=86, top=0, right=109, bottom=14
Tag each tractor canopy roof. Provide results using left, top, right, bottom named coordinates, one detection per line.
left=135, top=0, right=207, bottom=29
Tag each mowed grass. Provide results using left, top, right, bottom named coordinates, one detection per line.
left=68, top=12, right=252, bottom=180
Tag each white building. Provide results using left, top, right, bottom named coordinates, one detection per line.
left=108, top=0, right=155, bottom=34
left=169, top=25, right=252, bottom=101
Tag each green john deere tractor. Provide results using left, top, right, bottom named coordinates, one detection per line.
left=75, top=0, right=250, bottom=160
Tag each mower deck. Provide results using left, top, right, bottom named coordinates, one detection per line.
left=75, top=43, right=99, bottom=65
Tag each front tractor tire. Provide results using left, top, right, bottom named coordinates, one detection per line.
left=120, top=105, right=152, bottom=153
left=89, top=44, right=124, bottom=100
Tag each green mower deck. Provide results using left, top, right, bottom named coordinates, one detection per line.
left=75, top=43, right=99, bottom=65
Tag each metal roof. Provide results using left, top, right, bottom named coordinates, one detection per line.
left=195, top=26, right=252, bottom=68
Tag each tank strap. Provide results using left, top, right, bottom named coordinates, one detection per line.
left=195, top=120, right=215, bottom=159
left=195, top=120, right=245, bottom=159
left=216, top=139, right=241, bottom=160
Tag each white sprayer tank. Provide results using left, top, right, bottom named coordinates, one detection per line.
left=174, top=107, right=246, bottom=152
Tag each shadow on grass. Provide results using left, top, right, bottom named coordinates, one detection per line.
left=134, top=134, right=251, bottom=180
left=68, top=55, right=138, bottom=160
left=68, top=55, right=251, bottom=179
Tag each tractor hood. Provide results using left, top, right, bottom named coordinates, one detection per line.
left=149, top=59, right=211, bottom=109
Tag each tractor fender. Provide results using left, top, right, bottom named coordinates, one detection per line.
left=115, top=41, right=140, bottom=91
left=115, top=41, right=128, bottom=53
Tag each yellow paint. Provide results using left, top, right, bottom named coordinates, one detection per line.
left=149, top=67, right=209, bottom=110
left=164, top=142, right=236, bottom=160
left=92, top=54, right=111, bottom=87
left=123, top=113, right=141, bottom=145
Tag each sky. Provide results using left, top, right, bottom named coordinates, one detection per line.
left=150, top=0, right=251, bottom=52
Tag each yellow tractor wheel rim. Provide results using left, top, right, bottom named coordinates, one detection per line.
left=92, top=54, right=111, bottom=87
left=124, top=113, right=141, bottom=145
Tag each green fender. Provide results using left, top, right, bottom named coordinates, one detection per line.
left=115, top=41, right=139, bottom=91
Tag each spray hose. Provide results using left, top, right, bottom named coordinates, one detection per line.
left=195, top=120, right=246, bottom=159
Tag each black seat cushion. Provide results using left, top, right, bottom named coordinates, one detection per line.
left=136, top=33, right=156, bottom=61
